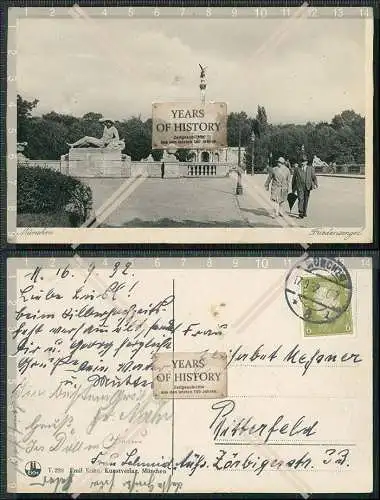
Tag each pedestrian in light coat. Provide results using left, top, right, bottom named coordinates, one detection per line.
left=265, top=157, right=291, bottom=218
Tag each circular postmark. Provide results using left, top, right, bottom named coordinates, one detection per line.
left=285, top=256, right=352, bottom=324
left=25, top=461, right=41, bottom=478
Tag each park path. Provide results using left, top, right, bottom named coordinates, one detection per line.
left=79, top=173, right=365, bottom=228
left=237, top=174, right=365, bottom=228
left=82, top=176, right=247, bottom=227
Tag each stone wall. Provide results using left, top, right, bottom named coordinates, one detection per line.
left=135, top=162, right=182, bottom=178
left=19, top=160, right=61, bottom=172
left=25, top=155, right=232, bottom=179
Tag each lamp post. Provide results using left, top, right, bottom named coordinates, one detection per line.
left=251, top=132, right=255, bottom=175
left=236, top=117, right=243, bottom=194
left=237, top=120, right=241, bottom=169
left=235, top=169, right=243, bottom=195
left=301, top=143, right=306, bottom=161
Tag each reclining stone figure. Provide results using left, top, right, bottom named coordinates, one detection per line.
left=67, top=118, right=125, bottom=150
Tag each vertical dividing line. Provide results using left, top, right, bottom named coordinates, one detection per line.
left=171, top=278, right=175, bottom=474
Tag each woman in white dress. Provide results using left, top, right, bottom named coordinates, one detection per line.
left=68, top=118, right=122, bottom=149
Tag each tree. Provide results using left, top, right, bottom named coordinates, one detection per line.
left=331, top=110, right=364, bottom=163
left=151, top=149, right=164, bottom=161
left=121, top=117, right=151, bottom=161
left=227, top=112, right=252, bottom=147
left=16, top=94, right=365, bottom=167
left=17, top=94, right=39, bottom=142
left=256, top=105, right=268, bottom=132
left=67, top=118, right=103, bottom=144
left=174, top=149, right=193, bottom=162
left=42, top=111, right=77, bottom=127
left=249, top=105, right=268, bottom=172
left=24, top=118, right=69, bottom=160
left=331, top=110, right=361, bottom=129
left=17, top=94, right=38, bottom=120
left=82, top=112, right=103, bottom=121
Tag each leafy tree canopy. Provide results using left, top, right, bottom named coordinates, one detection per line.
left=17, top=95, right=365, bottom=169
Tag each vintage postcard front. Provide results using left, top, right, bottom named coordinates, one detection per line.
left=7, top=256, right=373, bottom=494
left=7, top=6, right=373, bottom=244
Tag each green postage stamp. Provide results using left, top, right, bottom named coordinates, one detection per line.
left=301, top=276, right=353, bottom=337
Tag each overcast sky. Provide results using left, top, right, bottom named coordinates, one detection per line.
left=16, top=13, right=369, bottom=124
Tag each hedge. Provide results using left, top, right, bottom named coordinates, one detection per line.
left=17, top=165, right=93, bottom=227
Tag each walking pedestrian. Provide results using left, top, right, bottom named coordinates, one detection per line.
left=264, top=157, right=291, bottom=218
left=291, top=155, right=318, bottom=218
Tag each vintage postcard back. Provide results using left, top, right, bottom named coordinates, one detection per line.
left=7, top=256, right=373, bottom=494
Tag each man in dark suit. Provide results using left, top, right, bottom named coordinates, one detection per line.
left=291, top=156, right=318, bottom=218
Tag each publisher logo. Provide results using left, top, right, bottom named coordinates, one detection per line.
left=25, top=461, right=41, bottom=478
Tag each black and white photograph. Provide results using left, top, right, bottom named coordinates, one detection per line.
left=7, top=6, right=373, bottom=244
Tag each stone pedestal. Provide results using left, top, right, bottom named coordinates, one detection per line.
left=68, top=148, right=124, bottom=177
left=60, top=154, right=69, bottom=175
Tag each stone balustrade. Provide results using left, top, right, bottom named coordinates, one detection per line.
left=21, top=153, right=234, bottom=179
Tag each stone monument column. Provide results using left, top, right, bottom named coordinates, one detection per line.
left=199, top=64, right=207, bottom=105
